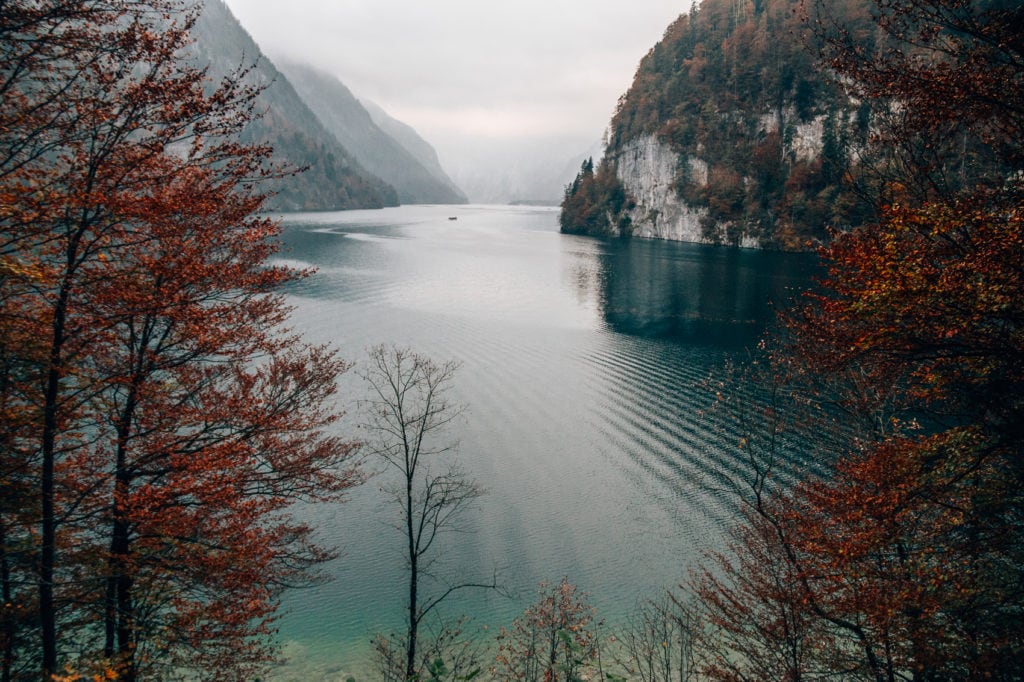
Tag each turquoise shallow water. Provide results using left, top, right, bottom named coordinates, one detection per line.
left=266, top=204, right=817, bottom=678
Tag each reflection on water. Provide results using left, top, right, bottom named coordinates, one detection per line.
left=268, top=205, right=816, bottom=679
left=563, top=233, right=814, bottom=345
left=599, top=238, right=811, bottom=344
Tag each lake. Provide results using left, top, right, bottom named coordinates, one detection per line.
left=267, top=204, right=817, bottom=679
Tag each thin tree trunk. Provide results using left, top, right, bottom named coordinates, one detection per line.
left=2, top=521, right=14, bottom=682
left=0, top=357, right=17, bottom=682
left=39, top=282, right=69, bottom=680
left=104, top=485, right=135, bottom=680
left=40, top=220, right=87, bottom=680
left=106, top=385, right=139, bottom=680
left=406, top=478, right=417, bottom=681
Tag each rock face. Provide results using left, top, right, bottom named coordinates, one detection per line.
left=561, top=0, right=871, bottom=249
left=613, top=116, right=830, bottom=248
left=360, top=98, right=469, bottom=204
left=613, top=135, right=707, bottom=242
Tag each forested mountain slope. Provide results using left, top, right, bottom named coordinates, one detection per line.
left=190, top=0, right=398, bottom=211
left=277, top=61, right=467, bottom=205
left=562, top=0, right=874, bottom=248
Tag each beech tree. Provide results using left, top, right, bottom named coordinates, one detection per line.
left=682, top=358, right=858, bottom=682
left=763, top=199, right=1024, bottom=680
left=793, top=16, right=1024, bottom=671
left=692, top=205, right=1024, bottom=680
left=1, top=1, right=360, bottom=679
left=688, top=1, right=1024, bottom=679
left=689, top=512, right=835, bottom=681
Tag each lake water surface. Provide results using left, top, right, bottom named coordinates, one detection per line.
left=269, top=204, right=816, bottom=678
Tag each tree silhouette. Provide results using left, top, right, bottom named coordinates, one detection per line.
left=360, top=345, right=495, bottom=682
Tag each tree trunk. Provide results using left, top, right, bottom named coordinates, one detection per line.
left=104, top=496, right=135, bottom=680
left=405, top=478, right=417, bottom=681
left=40, top=281, right=70, bottom=680
left=105, top=389, right=139, bottom=681
left=2, top=521, right=14, bottom=682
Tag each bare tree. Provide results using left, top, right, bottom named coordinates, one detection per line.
left=360, top=344, right=494, bottom=681
left=372, top=615, right=488, bottom=682
left=493, top=578, right=603, bottom=682
left=614, top=595, right=697, bottom=682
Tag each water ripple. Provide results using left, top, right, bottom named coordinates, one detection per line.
left=269, top=206, right=818, bottom=676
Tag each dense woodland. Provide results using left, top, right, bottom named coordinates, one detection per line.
left=2, top=0, right=1024, bottom=680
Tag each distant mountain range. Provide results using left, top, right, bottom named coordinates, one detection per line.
left=440, top=137, right=604, bottom=206
left=188, top=0, right=465, bottom=211
left=358, top=98, right=468, bottom=204
left=276, top=61, right=467, bottom=205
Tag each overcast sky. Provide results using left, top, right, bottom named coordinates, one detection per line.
left=222, top=0, right=691, bottom=165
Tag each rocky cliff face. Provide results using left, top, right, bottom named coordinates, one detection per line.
left=614, top=109, right=832, bottom=247
left=613, top=135, right=708, bottom=242
left=561, top=0, right=873, bottom=249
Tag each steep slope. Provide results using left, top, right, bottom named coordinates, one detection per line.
left=561, top=0, right=874, bottom=248
left=362, top=100, right=578, bottom=206
left=357, top=98, right=469, bottom=204
left=278, top=61, right=467, bottom=205
left=188, top=0, right=398, bottom=211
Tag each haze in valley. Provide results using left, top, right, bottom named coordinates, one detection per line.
left=221, top=0, right=694, bottom=203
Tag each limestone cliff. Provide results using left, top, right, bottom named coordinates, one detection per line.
left=561, top=0, right=874, bottom=249
left=613, top=135, right=708, bottom=243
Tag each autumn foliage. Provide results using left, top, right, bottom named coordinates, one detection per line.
left=562, top=0, right=877, bottom=247
left=687, top=0, right=1024, bottom=680
left=1, top=1, right=359, bottom=679
left=559, top=158, right=633, bottom=237
left=493, top=579, right=601, bottom=682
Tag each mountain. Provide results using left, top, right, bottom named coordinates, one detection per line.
left=277, top=61, right=467, bottom=205
left=358, top=98, right=469, bottom=204
left=188, top=0, right=398, bottom=211
left=561, top=0, right=874, bottom=249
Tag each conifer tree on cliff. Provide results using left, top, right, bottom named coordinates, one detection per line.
left=0, top=1, right=360, bottom=679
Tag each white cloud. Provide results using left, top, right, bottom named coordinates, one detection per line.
left=221, top=0, right=691, bottom=193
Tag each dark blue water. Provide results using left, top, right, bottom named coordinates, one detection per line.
left=267, top=204, right=816, bottom=679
